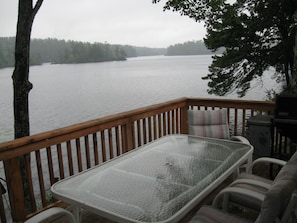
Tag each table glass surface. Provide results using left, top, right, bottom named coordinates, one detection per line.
left=51, top=135, right=252, bottom=222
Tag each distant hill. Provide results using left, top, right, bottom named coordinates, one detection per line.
left=0, top=37, right=166, bottom=69
left=166, top=40, right=223, bottom=56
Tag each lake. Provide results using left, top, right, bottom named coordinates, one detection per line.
left=0, top=55, right=280, bottom=143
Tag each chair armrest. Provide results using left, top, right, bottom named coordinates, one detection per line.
left=25, top=207, right=76, bottom=223
left=212, top=187, right=265, bottom=210
left=229, top=178, right=272, bottom=190
left=231, top=136, right=251, bottom=145
left=248, top=157, right=287, bottom=173
left=252, top=157, right=287, bottom=167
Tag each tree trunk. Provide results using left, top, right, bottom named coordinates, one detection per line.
left=13, top=0, right=34, bottom=139
left=293, top=32, right=297, bottom=88
left=4, top=0, right=43, bottom=220
left=12, top=0, right=35, bottom=213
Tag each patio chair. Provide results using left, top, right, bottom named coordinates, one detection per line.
left=25, top=207, right=76, bottom=223
left=188, top=169, right=297, bottom=223
left=226, top=151, right=297, bottom=212
left=187, top=108, right=251, bottom=175
left=187, top=108, right=250, bottom=144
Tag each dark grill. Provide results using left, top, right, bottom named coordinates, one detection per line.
left=273, top=93, right=297, bottom=140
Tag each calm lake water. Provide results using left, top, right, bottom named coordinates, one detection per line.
left=0, top=55, right=280, bottom=143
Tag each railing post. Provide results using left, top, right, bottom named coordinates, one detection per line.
left=122, top=122, right=134, bottom=152
left=180, top=105, right=188, bottom=134
left=4, top=157, right=27, bottom=222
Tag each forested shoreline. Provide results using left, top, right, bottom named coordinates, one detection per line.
left=166, top=40, right=222, bottom=55
left=0, top=37, right=167, bottom=68
left=0, top=37, right=216, bottom=69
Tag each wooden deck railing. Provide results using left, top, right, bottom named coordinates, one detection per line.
left=0, top=97, right=275, bottom=222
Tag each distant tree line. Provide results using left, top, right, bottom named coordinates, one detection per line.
left=0, top=37, right=166, bottom=68
left=0, top=38, right=218, bottom=69
left=133, top=46, right=166, bottom=56
left=0, top=37, right=15, bottom=68
left=166, top=40, right=223, bottom=56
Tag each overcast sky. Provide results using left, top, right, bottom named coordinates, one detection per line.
left=0, top=0, right=206, bottom=48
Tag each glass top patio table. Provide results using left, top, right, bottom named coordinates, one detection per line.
left=51, top=134, right=253, bottom=223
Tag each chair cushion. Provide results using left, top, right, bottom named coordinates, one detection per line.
left=228, top=173, right=273, bottom=211
left=188, top=109, right=230, bottom=139
left=288, top=151, right=297, bottom=165
left=229, top=163, right=297, bottom=213
left=189, top=205, right=250, bottom=223
left=237, top=172, right=274, bottom=187
left=274, top=163, right=297, bottom=184
left=258, top=179, right=295, bottom=223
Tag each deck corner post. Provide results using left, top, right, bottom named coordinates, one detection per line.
left=3, top=157, right=27, bottom=222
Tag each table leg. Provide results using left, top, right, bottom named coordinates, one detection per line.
left=236, top=153, right=253, bottom=176
left=246, top=154, right=253, bottom=173
left=72, top=206, right=80, bottom=223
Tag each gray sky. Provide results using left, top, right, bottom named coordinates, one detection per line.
left=0, top=0, right=206, bottom=48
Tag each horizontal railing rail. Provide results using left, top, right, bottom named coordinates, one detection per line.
left=0, top=97, right=275, bottom=222
left=186, top=97, right=275, bottom=136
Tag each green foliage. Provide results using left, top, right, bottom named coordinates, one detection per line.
left=265, top=89, right=278, bottom=102
left=154, top=0, right=297, bottom=97
left=0, top=37, right=15, bottom=68
left=36, top=191, right=54, bottom=210
left=166, top=40, right=223, bottom=55
left=59, top=41, right=126, bottom=64
left=33, top=39, right=128, bottom=64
